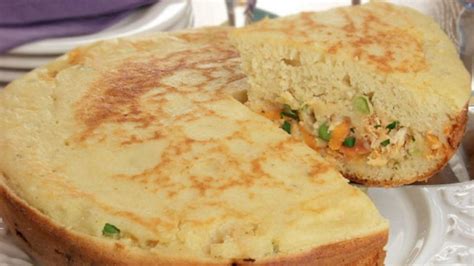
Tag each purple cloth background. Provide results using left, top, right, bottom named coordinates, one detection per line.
left=0, top=0, right=157, bottom=53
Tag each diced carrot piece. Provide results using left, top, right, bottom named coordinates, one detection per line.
left=426, top=133, right=441, bottom=150
left=299, top=125, right=319, bottom=151
left=261, top=109, right=281, bottom=121
left=339, top=139, right=371, bottom=157
left=328, top=120, right=350, bottom=151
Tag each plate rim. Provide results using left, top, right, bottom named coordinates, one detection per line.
left=8, top=0, right=190, bottom=55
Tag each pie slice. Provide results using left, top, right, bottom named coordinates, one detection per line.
left=230, top=2, right=470, bottom=186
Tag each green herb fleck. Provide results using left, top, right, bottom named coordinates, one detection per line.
left=386, top=121, right=399, bottom=132
left=374, top=124, right=382, bottom=129
left=280, top=104, right=299, bottom=121
left=380, top=139, right=391, bottom=147
left=318, top=123, right=331, bottom=141
left=281, top=121, right=291, bottom=134
left=343, top=136, right=356, bottom=147
left=102, top=223, right=120, bottom=237
left=353, top=96, right=371, bottom=115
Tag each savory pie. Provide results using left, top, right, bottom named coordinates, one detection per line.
left=0, top=27, right=388, bottom=265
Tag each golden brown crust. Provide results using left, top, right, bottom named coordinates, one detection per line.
left=345, top=105, right=468, bottom=187
left=0, top=181, right=387, bottom=265
left=256, top=231, right=387, bottom=266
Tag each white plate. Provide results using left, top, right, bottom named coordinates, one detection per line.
left=369, top=182, right=474, bottom=265
left=0, top=55, right=55, bottom=70
left=168, top=3, right=194, bottom=31
left=8, top=0, right=190, bottom=55
left=0, top=181, right=472, bottom=265
left=0, top=3, right=193, bottom=70
left=0, top=69, right=27, bottom=83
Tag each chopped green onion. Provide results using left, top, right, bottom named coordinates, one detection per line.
left=353, top=96, right=371, bottom=115
left=386, top=121, right=399, bottom=132
left=280, top=104, right=299, bottom=121
left=318, top=123, right=331, bottom=141
left=281, top=121, right=291, bottom=134
left=343, top=136, right=356, bottom=147
left=102, top=223, right=120, bottom=237
left=374, top=124, right=382, bottom=129
left=380, top=139, right=390, bottom=147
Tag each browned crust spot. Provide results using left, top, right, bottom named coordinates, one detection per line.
left=73, top=42, right=242, bottom=143
left=0, top=181, right=387, bottom=265
left=243, top=3, right=427, bottom=74
left=344, top=105, right=468, bottom=187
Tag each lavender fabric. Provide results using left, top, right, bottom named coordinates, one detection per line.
left=0, top=0, right=157, bottom=53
